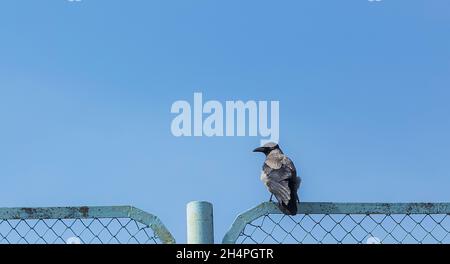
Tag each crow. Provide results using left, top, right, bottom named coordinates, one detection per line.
left=253, top=142, right=301, bottom=215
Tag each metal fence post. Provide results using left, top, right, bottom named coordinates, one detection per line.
left=187, top=201, right=214, bottom=244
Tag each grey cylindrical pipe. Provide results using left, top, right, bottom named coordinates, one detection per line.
left=186, top=201, right=214, bottom=244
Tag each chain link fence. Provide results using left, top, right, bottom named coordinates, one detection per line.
left=223, top=202, right=450, bottom=244
left=0, top=206, right=175, bottom=244
left=3, top=202, right=450, bottom=244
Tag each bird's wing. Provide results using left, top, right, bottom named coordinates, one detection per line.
left=281, top=156, right=301, bottom=192
left=263, top=163, right=292, bottom=181
left=266, top=178, right=291, bottom=205
left=263, top=164, right=293, bottom=205
left=281, top=156, right=297, bottom=176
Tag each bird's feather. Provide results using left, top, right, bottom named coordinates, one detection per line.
left=266, top=180, right=291, bottom=205
left=261, top=165, right=294, bottom=205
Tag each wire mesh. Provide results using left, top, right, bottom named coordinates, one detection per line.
left=236, top=213, right=450, bottom=244
left=0, top=217, right=160, bottom=244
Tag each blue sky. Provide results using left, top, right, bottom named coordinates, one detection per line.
left=1, top=0, right=449, bottom=243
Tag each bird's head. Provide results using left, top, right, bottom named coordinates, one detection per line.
left=253, top=142, right=282, bottom=156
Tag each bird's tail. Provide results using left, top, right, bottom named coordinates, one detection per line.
left=278, top=191, right=298, bottom=215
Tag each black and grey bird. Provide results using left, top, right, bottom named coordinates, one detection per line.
left=253, top=142, right=301, bottom=215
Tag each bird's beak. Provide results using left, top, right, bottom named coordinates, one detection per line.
left=253, top=147, right=266, bottom=153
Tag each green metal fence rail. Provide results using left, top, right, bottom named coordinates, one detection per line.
left=223, top=202, right=450, bottom=244
left=0, top=206, right=175, bottom=244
